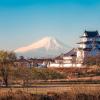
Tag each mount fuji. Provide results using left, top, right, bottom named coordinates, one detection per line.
left=15, top=37, right=70, bottom=58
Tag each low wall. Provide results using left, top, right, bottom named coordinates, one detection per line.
left=48, top=63, right=82, bottom=68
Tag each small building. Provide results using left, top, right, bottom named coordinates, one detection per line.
left=28, top=58, right=54, bottom=67
left=48, top=48, right=82, bottom=67
left=14, top=56, right=30, bottom=67
left=63, top=48, right=76, bottom=64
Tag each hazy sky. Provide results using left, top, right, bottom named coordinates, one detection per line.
left=0, top=0, right=100, bottom=51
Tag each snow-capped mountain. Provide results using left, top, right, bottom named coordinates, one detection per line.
left=15, top=37, right=70, bottom=58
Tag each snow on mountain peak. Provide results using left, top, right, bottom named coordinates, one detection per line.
left=15, top=36, right=70, bottom=57
left=42, top=37, right=63, bottom=50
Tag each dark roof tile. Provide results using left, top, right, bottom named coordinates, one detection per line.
left=64, top=48, right=76, bottom=56
left=84, top=31, right=99, bottom=37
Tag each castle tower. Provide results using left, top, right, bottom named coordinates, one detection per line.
left=77, top=30, right=100, bottom=63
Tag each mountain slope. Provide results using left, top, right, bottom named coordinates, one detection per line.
left=15, top=37, right=70, bottom=58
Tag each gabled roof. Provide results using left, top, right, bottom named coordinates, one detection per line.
left=83, top=31, right=99, bottom=38
left=55, top=56, right=63, bottom=60
left=64, top=48, right=76, bottom=56
left=55, top=48, right=76, bottom=60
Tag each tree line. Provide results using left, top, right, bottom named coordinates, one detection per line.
left=0, top=50, right=100, bottom=87
left=84, top=55, right=100, bottom=66
left=0, top=50, right=65, bottom=87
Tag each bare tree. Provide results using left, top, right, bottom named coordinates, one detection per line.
left=0, top=50, right=16, bottom=87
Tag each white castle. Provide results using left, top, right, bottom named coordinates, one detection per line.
left=48, top=30, right=100, bottom=67
left=77, top=30, right=100, bottom=63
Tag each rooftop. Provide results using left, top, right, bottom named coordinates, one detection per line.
left=64, top=48, right=76, bottom=56
left=81, top=30, right=99, bottom=38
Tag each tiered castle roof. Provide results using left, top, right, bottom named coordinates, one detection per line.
left=80, top=31, right=99, bottom=38
left=78, top=30, right=100, bottom=51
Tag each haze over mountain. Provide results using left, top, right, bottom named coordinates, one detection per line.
left=15, top=37, right=71, bottom=58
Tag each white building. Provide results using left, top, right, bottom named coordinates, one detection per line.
left=48, top=30, right=100, bottom=68
left=77, top=30, right=100, bottom=63
left=48, top=48, right=82, bottom=67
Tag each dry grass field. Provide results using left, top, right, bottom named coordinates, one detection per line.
left=0, top=84, right=100, bottom=100
left=0, top=67, right=100, bottom=100
left=0, top=84, right=100, bottom=94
